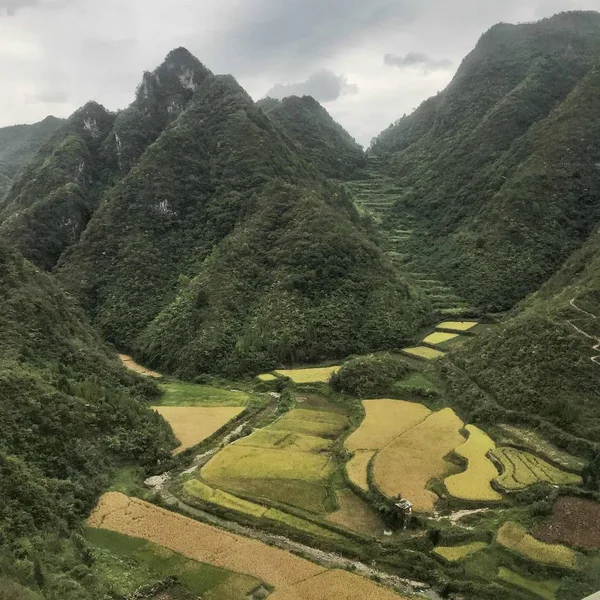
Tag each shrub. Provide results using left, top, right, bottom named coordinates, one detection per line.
left=330, top=354, right=411, bottom=398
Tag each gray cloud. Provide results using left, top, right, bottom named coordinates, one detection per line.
left=384, top=52, right=452, bottom=72
left=0, top=0, right=39, bottom=16
left=266, top=69, right=358, bottom=103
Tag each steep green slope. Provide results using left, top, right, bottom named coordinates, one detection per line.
left=0, top=243, right=175, bottom=598
left=0, top=48, right=211, bottom=271
left=0, top=116, right=64, bottom=199
left=59, top=72, right=430, bottom=377
left=258, top=95, right=365, bottom=179
left=372, top=11, right=600, bottom=312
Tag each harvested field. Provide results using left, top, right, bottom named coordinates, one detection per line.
left=274, top=366, right=340, bottom=383
left=444, top=425, right=502, bottom=502
left=495, top=425, right=587, bottom=472
left=155, top=407, right=244, bottom=454
left=492, top=447, right=582, bottom=490
left=402, top=346, right=445, bottom=360
left=345, top=400, right=431, bottom=452
left=433, top=542, right=487, bottom=562
left=346, top=450, right=374, bottom=492
left=496, top=522, right=578, bottom=569
left=436, top=321, right=478, bottom=332
left=497, top=568, right=559, bottom=600
left=156, top=381, right=249, bottom=406
left=533, top=496, right=600, bottom=550
left=88, top=493, right=408, bottom=599
left=423, top=331, right=460, bottom=345
left=326, top=490, right=382, bottom=537
left=373, top=408, right=465, bottom=512
left=119, top=354, right=161, bottom=377
left=201, top=407, right=347, bottom=513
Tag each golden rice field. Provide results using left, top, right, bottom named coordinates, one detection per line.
left=201, top=408, right=348, bottom=513
left=257, top=373, right=278, bottom=382
left=492, top=447, right=582, bottom=490
left=373, top=408, right=465, bottom=512
left=119, top=354, right=161, bottom=378
left=436, top=321, right=478, bottom=332
left=402, top=346, right=445, bottom=360
left=497, top=568, right=559, bottom=600
left=444, top=425, right=502, bottom=502
left=274, top=366, right=340, bottom=383
left=154, top=406, right=244, bottom=454
left=423, top=331, right=460, bottom=345
left=433, top=542, right=487, bottom=562
left=346, top=450, right=375, bottom=492
left=88, top=493, right=408, bottom=599
left=496, top=522, right=578, bottom=570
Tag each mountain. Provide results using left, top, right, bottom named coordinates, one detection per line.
left=258, top=95, right=365, bottom=179
left=0, top=243, right=175, bottom=598
left=0, top=115, right=64, bottom=199
left=371, top=11, right=600, bottom=312
left=0, top=48, right=211, bottom=271
left=57, top=69, right=429, bottom=378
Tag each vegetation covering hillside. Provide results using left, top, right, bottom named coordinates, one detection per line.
left=0, top=116, right=64, bottom=199
left=0, top=244, right=175, bottom=598
left=258, top=95, right=365, bottom=179
left=58, top=68, right=430, bottom=378
left=371, top=11, right=600, bottom=312
left=0, top=48, right=211, bottom=271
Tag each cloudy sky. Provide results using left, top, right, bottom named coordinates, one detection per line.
left=1, top=0, right=598, bottom=145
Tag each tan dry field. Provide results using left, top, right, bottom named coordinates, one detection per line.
left=119, top=354, right=162, bottom=378
left=88, top=493, right=408, bottom=599
left=373, top=408, right=465, bottom=512
left=154, top=406, right=245, bottom=454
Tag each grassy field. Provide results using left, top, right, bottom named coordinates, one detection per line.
left=119, top=354, right=161, bottom=377
left=497, top=568, right=559, bottom=600
left=373, top=408, right=465, bottom=512
left=423, top=331, right=460, bottom=345
left=402, top=346, right=445, bottom=360
left=436, top=321, right=478, bottom=332
left=257, top=373, right=278, bottom=382
left=495, top=425, right=588, bottom=472
left=88, top=493, right=409, bottom=599
left=85, top=527, right=260, bottom=600
left=154, top=406, right=245, bottom=454
left=433, top=542, right=487, bottom=562
left=391, top=371, right=441, bottom=395
left=201, top=407, right=347, bottom=513
left=533, top=497, right=600, bottom=550
left=444, top=425, right=502, bottom=502
left=155, top=381, right=250, bottom=406
left=496, top=522, right=578, bottom=570
left=492, top=447, right=582, bottom=490
left=274, top=366, right=340, bottom=383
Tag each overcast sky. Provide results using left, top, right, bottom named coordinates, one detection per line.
left=1, top=0, right=599, bottom=146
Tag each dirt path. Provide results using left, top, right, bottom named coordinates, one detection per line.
left=568, top=298, right=600, bottom=365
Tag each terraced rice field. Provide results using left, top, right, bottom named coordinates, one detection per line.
left=423, top=331, right=460, bottom=345
left=495, top=425, right=588, bottom=472
left=402, top=346, right=445, bottom=360
left=533, top=496, right=600, bottom=550
left=154, top=406, right=245, bottom=454
left=88, top=493, right=408, bottom=599
left=345, top=400, right=431, bottom=492
left=326, top=490, right=382, bottom=536
left=444, top=425, right=502, bottom=501
left=497, top=568, right=559, bottom=600
left=201, top=407, right=348, bottom=513
left=433, top=542, right=487, bottom=562
left=373, top=408, right=465, bottom=512
left=436, top=321, right=478, bottom=332
left=119, top=354, right=161, bottom=377
left=273, top=366, right=340, bottom=383
left=496, top=522, right=578, bottom=570
left=156, top=381, right=249, bottom=406
left=492, top=447, right=582, bottom=490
